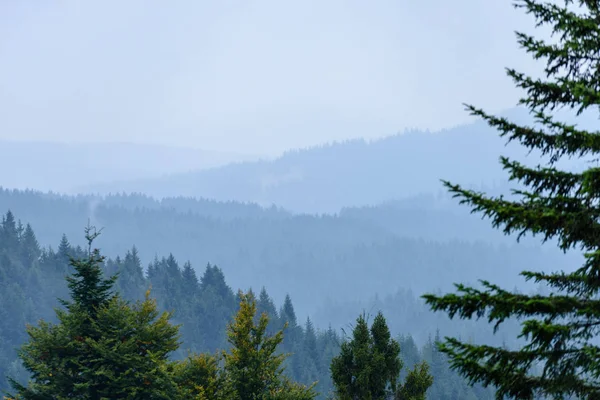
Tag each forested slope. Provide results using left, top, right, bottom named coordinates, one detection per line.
left=0, top=189, right=578, bottom=324
left=79, top=106, right=595, bottom=213
left=0, top=211, right=496, bottom=399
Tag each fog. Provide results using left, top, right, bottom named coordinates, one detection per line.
left=1, top=0, right=539, bottom=156
left=0, top=2, right=595, bottom=398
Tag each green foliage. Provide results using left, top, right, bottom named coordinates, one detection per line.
left=0, top=212, right=501, bottom=399
left=222, top=291, right=317, bottom=400
left=172, top=352, right=228, bottom=400
left=330, top=312, right=432, bottom=400
left=395, top=362, right=433, bottom=400
left=0, top=186, right=576, bottom=325
left=423, top=0, right=600, bottom=398
left=7, top=228, right=182, bottom=399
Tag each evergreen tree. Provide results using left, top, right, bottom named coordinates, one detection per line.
left=278, top=294, right=303, bottom=381
left=117, top=246, right=146, bottom=301
left=1, top=211, right=19, bottom=251
left=19, top=224, right=40, bottom=268
left=198, top=264, right=237, bottom=352
left=57, top=234, right=70, bottom=264
left=200, top=264, right=231, bottom=299
left=257, top=287, right=280, bottom=335
left=181, top=261, right=199, bottom=299
left=280, top=295, right=297, bottom=328
left=7, top=227, right=182, bottom=399
left=222, top=291, right=316, bottom=400
left=397, top=335, right=420, bottom=380
left=330, top=312, right=432, bottom=400
left=300, top=317, right=320, bottom=385
left=395, top=362, right=433, bottom=400
left=172, top=352, right=230, bottom=400
left=423, top=1, right=600, bottom=398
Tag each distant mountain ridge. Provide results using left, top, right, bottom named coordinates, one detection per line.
left=0, top=140, right=259, bottom=193
left=80, top=107, right=595, bottom=213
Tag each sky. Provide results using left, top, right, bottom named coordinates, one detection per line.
left=0, top=1, right=542, bottom=156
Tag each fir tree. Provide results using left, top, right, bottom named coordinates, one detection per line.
left=222, top=291, right=316, bottom=400
left=1, top=211, right=18, bottom=251
left=181, top=261, right=199, bottom=299
left=422, top=1, right=600, bottom=398
left=59, top=226, right=117, bottom=319
left=280, top=295, right=298, bottom=328
left=57, top=234, right=70, bottom=262
left=172, top=352, right=229, bottom=399
left=330, top=312, right=432, bottom=400
left=118, top=246, right=146, bottom=301
left=395, top=362, right=434, bottom=400
left=301, top=317, right=320, bottom=385
left=7, top=227, right=182, bottom=399
left=257, top=287, right=280, bottom=334
left=19, top=224, right=40, bottom=269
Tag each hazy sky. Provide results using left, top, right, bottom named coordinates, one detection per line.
left=0, top=1, right=541, bottom=156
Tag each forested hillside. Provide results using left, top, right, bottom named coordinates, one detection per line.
left=78, top=107, right=596, bottom=214
left=0, top=211, right=496, bottom=399
left=0, top=188, right=579, bottom=328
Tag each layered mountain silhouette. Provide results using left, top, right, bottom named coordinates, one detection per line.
left=79, top=107, right=595, bottom=213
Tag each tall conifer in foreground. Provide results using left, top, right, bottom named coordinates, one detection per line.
left=423, top=1, right=600, bottom=398
left=7, top=227, right=181, bottom=399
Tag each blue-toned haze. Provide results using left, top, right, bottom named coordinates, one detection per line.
left=1, top=0, right=539, bottom=156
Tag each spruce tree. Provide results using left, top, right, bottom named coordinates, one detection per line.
left=7, top=227, right=182, bottom=399
left=172, top=352, right=229, bottom=400
left=181, top=261, right=199, bottom=299
left=395, top=362, right=434, bottom=400
left=222, top=291, right=316, bottom=400
left=330, top=312, right=433, bottom=400
left=422, top=1, right=600, bottom=398
left=19, top=224, right=41, bottom=268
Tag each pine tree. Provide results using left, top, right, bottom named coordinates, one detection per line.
left=181, top=261, right=199, bottom=299
left=422, top=1, right=600, bottom=398
left=172, top=352, right=229, bottom=400
left=118, top=246, right=146, bottom=301
left=198, top=264, right=237, bottom=353
left=395, top=362, right=433, bottom=400
left=19, top=224, right=40, bottom=267
left=57, top=234, right=70, bottom=262
left=300, top=317, right=320, bottom=385
left=257, top=287, right=280, bottom=335
left=200, top=264, right=231, bottom=299
left=280, top=295, right=298, bottom=328
left=222, top=291, right=316, bottom=400
left=7, top=227, right=182, bottom=399
left=2, top=211, right=19, bottom=251
left=330, top=312, right=432, bottom=400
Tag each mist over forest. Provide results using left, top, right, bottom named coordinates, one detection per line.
left=0, top=110, right=588, bottom=398
left=2, top=1, right=600, bottom=398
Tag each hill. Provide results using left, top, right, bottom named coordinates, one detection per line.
left=0, top=188, right=579, bottom=325
left=0, top=140, right=257, bottom=193
left=79, top=107, right=594, bottom=213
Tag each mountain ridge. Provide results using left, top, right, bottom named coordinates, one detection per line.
left=79, top=107, right=594, bottom=213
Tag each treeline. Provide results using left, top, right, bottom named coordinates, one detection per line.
left=0, top=210, right=496, bottom=399
left=0, top=188, right=578, bottom=324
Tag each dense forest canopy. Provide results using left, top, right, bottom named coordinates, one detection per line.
left=0, top=188, right=579, bottom=329
left=2, top=0, right=599, bottom=398
left=0, top=211, right=494, bottom=399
